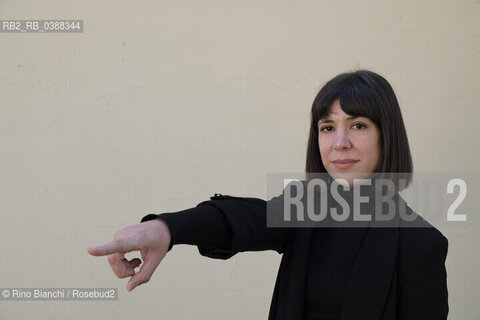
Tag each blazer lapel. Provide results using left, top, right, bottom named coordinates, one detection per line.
left=280, top=223, right=400, bottom=320
left=272, top=190, right=403, bottom=320
left=341, top=225, right=399, bottom=320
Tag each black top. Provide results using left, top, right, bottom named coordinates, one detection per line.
left=150, top=204, right=368, bottom=320
left=305, top=228, right=368, bottom=320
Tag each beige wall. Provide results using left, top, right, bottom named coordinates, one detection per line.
left=1, top=0, right=479, bottom=319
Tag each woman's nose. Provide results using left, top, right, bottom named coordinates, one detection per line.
left=333, top=130, right=351, bottom=150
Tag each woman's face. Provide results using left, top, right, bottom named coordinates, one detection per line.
left=317, top=99, right=381, bottom=184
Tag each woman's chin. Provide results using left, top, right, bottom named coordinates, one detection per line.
left=329, top=172, right=375, bottom=186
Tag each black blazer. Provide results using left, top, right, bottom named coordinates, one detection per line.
left=195, top=192, right=449, bottom=320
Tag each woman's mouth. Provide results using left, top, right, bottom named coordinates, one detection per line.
left=331, top=159, right=359, bottom=169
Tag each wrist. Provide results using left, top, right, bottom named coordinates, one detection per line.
left=148, top=218, right=173, bottom=251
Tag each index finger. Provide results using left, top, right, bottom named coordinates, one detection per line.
left=87, top=238, right=135, bottom=256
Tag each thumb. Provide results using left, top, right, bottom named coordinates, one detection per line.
left=127, top=253, right=163, bottom=292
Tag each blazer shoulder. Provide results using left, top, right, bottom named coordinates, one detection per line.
left=395, top=198, right=447, bottom=248
left=398, top=225, right=448, bottom=258
left=397, top=205, right=448, bottom=250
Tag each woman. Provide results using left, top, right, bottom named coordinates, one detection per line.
left=88, top=70, right=448, bottom=320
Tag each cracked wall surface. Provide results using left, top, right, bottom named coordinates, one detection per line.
left=0, top=0, right=479, bottom=319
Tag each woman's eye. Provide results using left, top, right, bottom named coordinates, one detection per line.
left=320, top=126, right=334, bottom=132
left=352, top=123, right=366, bottom=130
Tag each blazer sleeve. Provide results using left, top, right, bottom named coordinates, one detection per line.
left=398, top=233, right=449, bottom=319
left=141, top=189, right=294, bottom=260
left=193, top=192, right=294, bottom=259
left=141, top=204, right=232, bottom=252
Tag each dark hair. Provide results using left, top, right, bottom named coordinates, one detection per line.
left=305, top=70, right=413, bottom=189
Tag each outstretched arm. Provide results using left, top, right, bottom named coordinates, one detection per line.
left=87, top=191, right=293, bottom=291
